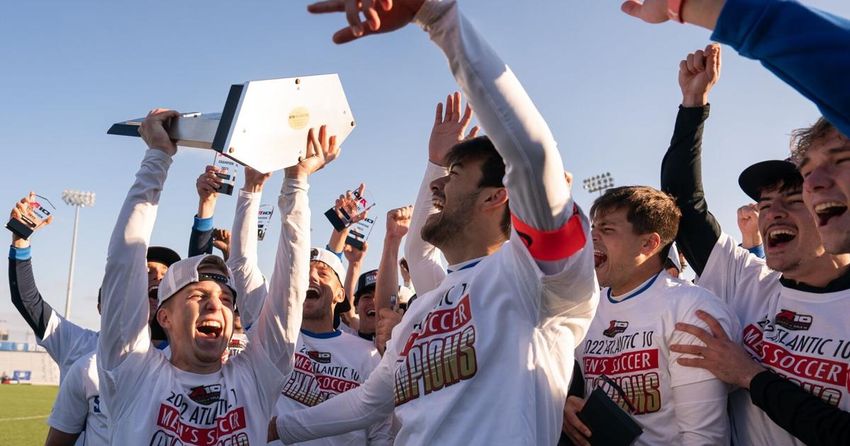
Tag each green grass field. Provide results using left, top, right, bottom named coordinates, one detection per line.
left=0, top=385, right=57, bottom=446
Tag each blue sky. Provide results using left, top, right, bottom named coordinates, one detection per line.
left=2, top=1, right=847, bottom=339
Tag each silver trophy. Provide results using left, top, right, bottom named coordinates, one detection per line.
left=108, top=74, right=356, bottom=173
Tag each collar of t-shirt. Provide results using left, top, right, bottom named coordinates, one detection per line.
left=779, top=266, right=850, bottom=294
left=607, top=272, right=662, bottom=304
left=300, top=328, right=342, bottom=339
left=447, top=256, right=485, bottom=274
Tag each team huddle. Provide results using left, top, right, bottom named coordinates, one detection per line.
left=7, top=0, right=850, bottom=445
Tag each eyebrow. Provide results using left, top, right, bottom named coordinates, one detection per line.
left=800, top=144, right=850, bottom=170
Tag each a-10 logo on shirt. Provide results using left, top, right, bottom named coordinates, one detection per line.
left=743, top=310, right=850, bottom=407
left=150, top=387, right=249, bottom=446
left=394, top=284, right=479, bottom=405
left=282, top=349, right=362, bottom=407
left=582, top=326, right=661, bottom=415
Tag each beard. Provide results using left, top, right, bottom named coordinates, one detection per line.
left=421, top=192, right=477, bottom=248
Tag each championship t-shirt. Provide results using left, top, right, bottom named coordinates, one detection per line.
left=385, top=229, right=597, bottom=445
left=275, top=329, right=390, bottom=445
left=48, top=351, right=108, bottom=445
left=699, top=233, right=850, bottom=446
left=575, top=271, right=739, bottom=444
left=102, top=340, right=284, bottom=445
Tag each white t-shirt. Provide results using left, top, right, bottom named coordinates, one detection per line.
left=98, top=149, right=309, bottom=445
left=48, top=351, right=108, bottom=445
left=39, top=313, right=99, bottom=381
left=275, top=330, right=391, bottom=445
left=576, top=271, right=739, bottom=445
left=699, top=233, right=850, bottom=446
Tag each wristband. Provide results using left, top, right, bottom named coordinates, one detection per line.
left=668, top=0, right=686, bottom=23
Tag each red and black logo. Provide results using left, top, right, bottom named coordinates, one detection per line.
left=603, top=320, right=629, bottom=338
left=775, top=309, right=813, bottom=331
left=307, top=351, right=332, bottom=364
left=187, top=384, right=222, bottom=405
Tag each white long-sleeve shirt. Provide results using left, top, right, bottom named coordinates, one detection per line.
left=276, top=1, right=597, bottom=444
left=96, top=149, right=309, bottom=444
left=227, top=189, right=393, bottom=445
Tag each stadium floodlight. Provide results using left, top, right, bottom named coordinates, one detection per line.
left=62, top=190, right=96, bottom=322
left=581, top=172, right=615, bottom=196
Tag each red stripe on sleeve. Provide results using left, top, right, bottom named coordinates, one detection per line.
left=511, top=204, right=586, bottom=261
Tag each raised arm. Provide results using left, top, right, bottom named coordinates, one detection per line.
left=376, top=206, right=412, bottom=311
left=342, top=241, right=367, bottom=330
left=404, top=94, right=476, bottom=294
left=660, top=44, right=724, bottom=276
left=98, top=109, right=177, bottom=376
left=622, top=0, right=850, bottom=137
left=188, top=165, right=222, bottom=257
left=225, top=166, right=272, bottom=328
left=8, top=196, right=55, bottom=340
left=9, top=197, right=97, bottom=376
left=249, top=126, right=338, bottom=374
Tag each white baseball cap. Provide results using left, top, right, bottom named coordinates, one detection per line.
left=309, top=247, right=346, bottom=285
left=157, top=255, right=238, bottom=308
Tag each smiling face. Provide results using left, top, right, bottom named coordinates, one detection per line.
left=757, top=183, right=826, bottom=275
left=797, top=127, right=850, bottom=255
left=147, top=261, right=168, bottom=321
left=422, top=158, right=486, bottom=249
left=157, top=267, right=235, bottom=369
left=303, top=261, right=344, bottom=322
left=355, top=291, right=376, bottom=334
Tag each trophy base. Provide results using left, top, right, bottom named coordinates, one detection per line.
left=6, top=218, right=34, bottom=240
left=218, top=183, right=234, bottom=196
left=345, top=235, right=365, bottom=251
left=324, top=208, right=349, bottom=232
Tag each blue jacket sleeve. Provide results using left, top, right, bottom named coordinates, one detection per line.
left=712, top=0, right=850, bottom=136
left=188, top=215, right=214, bottom=257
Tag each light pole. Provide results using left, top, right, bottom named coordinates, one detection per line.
left=582, top=172, right=615, bottom=197
left=61, top=190, right=95, bottom=321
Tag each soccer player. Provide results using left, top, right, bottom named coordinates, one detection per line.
left=96, top=109, right=337, bottom=443
left=793, top=119, right=850, bottom=255
left=271, top=1, right=597, bottom=443
left=662, top=45, right=850, bottom=445
left=564, top=186, right=738, bottom=445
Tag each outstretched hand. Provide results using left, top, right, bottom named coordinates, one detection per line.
left=307, top=0, right=426, bottom=44
left=429, top=92, right=479, bottom=166
left=335, top=184, right=371, bottom=225
left=620, top=0, right=724, bottom=30
left=670, top=310, right=765, bottom=389
left=285, top=126, right=341, bottom=180
left=679, top=44, right=721, bottom=107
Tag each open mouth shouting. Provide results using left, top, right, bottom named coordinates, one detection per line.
left=365, top=309, right=376, bottom=318
left=196, top=320, right=223, bottom=340
left=765, top=225, right=797, bottom=250
left=813, top=201, right=848, bottom=227
left=306, top=284, right=322, bottom=300
left=594, top=250, right=608, bottom=269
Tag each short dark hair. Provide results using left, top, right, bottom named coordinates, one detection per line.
left=445, top=136, right=510, bottom=238
left=759, top=175, right=804, bottom=199
left=590, top=186, right=682, bottom=255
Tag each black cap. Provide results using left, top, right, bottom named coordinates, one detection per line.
left=146, top=246, right=181, bottom=267
left=354, top=269, right=378, bottom=305
left=738, top=160, right=802, bottom=202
